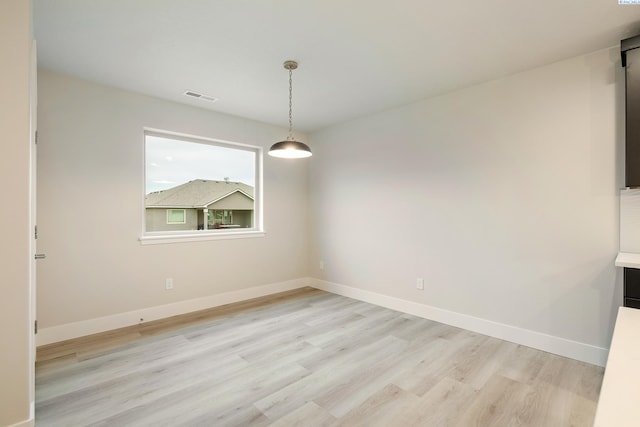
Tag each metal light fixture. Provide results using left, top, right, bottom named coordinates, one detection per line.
left=268, top=60, right=312, bottom=158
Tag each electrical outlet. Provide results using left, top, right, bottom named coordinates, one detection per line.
left=416, top=278, right=424, bottom=290
left=319, top=260, right=324, bottom=270
left=165, top=278, right=174, bottom=290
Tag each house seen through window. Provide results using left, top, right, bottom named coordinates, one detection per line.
left=144, top=131, right=259, bottom=234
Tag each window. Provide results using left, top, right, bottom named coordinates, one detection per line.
left=142, top=130, right=263, bottom=243
left=166, top=209, right=186, bottom=224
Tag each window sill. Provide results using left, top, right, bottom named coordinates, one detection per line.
left=139, top=230, right=266, bottom=245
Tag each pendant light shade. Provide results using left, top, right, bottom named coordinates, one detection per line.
left=268, top=140, right=312, bottom=158
left=268, top=60, right=312, bottom=159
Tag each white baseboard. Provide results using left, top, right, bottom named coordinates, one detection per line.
left=310, top=279, right=609, bottom=367
left=37, top=276, right=609, bottom=366
left=8, top=416, right=34, bottom=427
left=37, top=278, right=310, bottom=346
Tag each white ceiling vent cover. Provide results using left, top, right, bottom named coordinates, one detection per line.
left=183, top=90, right=218, bottom=103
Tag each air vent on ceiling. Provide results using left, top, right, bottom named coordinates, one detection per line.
left=183, top=90, right=218, bottom=103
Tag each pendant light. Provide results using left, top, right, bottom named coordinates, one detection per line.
left=268, top=60, right=312, bottom=158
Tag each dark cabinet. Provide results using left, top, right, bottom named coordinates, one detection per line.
left=624, top=268, right=640, bottom=308
left=623, top=35, right=640, bottom=187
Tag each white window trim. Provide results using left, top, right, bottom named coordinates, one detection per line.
left=141, top=128, right=264, bottom=244
left=166, top=209, right=186, bottom=224
left=139, top=230, right=266, bottom=245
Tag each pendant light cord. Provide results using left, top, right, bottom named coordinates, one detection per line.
left=288, top=67, right=294, bottom=140
left=268, top=60, right=311, bottom=158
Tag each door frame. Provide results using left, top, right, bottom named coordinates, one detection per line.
left=28, top=39, right=37, bottom=420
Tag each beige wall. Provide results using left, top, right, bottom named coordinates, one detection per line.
left=0, top=1, right=33, bottom=426
left=37, top=70, right=310, bottom=329
left=309, top=47, right=623, bottom=353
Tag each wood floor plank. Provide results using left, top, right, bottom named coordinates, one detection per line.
left=304, top=308, right=397, bottom=347
left=388, top=315, right=448, bottom=341
left=35, top=287, right=603, bottom=426
left=37, top=353, right=248, bottom=425
left=496, top=343, right=548, bottom=385
left=268, top=402, right=337, bottom=427
left=315, top=325, right=473, bottom=418
left=254, top=335, right=408, bottom=420
left=403, top=377, right=478, bottom=427
left=451, top=337, right=518, bottom=390
left=36, top=334, right=194, bottom=401
left=335, top=384, right=421, bottom=427
left=391, top=332, right=485, bottom=397
left=454, top=374, right=537, bottom=427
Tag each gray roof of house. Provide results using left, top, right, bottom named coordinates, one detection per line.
left=145, top=180, right=254, bottom=208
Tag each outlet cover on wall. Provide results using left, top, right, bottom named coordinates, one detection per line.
left=165, top=278, right=174, bottom=290
left=416, top=278, right=424, bottom=290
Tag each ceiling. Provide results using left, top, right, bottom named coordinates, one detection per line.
left=34, top=1, right=640, bottom=133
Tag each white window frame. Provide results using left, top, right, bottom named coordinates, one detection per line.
left=140, top=128, right=264, bottom=245
left=166, top=209, right=186, bottom=224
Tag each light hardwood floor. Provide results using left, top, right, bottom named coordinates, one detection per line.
left=36, top=287, right=604, bottom=426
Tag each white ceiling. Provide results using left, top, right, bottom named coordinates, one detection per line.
left=34, top=1, right=640, bottom=133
